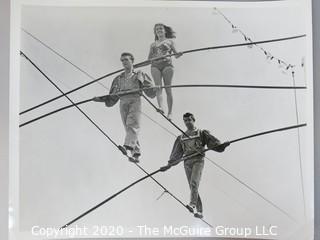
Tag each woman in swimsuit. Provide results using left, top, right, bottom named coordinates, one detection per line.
left=148, top=23, right=182, bottom=120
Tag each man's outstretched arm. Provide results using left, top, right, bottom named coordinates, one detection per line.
left=92, top=76, right=120, bottom=107
left=160, top=137, right=184, bottom=171
left=202, top=130, right=230, bottom=152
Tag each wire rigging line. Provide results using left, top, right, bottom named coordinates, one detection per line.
left=19, top=33, right=306, bottom=115
left=141, top=93, right=304, bottom=223
left=60, top=149, right=213, bottom=230
left=291, top=72, right=306, bottom=218
left=214, top=7, right=298, bottom=72
left=159, top=84, right=307, bottom=90
left=60, top=168, right=161, bottom=230
left=19, top=98, right=93, bottom=127
left=156, top=190, right=168, bottom=201
left=60, top=123, right=306, bottom=229
left=21, top=51, right=215, bottom=229
left=20, top=83, right=306, bottom=128
left=140, top=111, right=177, bottom=137
left=230, top=123, right=306, bottom=144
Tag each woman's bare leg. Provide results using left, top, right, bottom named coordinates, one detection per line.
left=151, top=66, right=164, bottom=113
left=162, top=66, right=174, bottom=118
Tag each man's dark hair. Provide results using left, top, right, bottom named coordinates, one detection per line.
left=183, top=112, right=195, bottom=121
left=120, top=52, right=134, bottom=62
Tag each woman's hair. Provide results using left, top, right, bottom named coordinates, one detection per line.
left=154, top=23, right=176, bottom=40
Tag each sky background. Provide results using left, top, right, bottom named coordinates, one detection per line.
left=19, top=2, right=312, bottom=239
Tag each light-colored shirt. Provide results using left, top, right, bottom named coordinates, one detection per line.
left=105, top=70, right=156, bottom=107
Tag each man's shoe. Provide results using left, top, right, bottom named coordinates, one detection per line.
left=194, top=212, right=203, bottom=219
left=118, top=145, right=128, bottom=156
left=121, top=147, right=136, bottom=163
left=186, top=204, right=195, bottom=213
left=124, top=145, right=134, bottom=151
left=129, top=153, right=140, bottom=163
left=128, top=157, right=139, bottom=163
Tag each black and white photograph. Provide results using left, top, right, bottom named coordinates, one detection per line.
left=12, top=0, right=315, bottom=239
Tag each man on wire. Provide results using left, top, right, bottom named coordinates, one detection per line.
left=93, top=52, right=157, bottom=163
left=162, top=112, right=230, bottom=218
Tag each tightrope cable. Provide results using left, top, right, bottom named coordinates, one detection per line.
left=60, top=168, right=161, bottom=229
left=19, top=83, right=306, bottom=127
left=291, top=72, right=306, bottom=218
left=19, top=98, right=93, bottom=127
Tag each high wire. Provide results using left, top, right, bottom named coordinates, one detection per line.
left=19, top=33, right=306, bottom=115
left=291, top=71, right=306, bottom=218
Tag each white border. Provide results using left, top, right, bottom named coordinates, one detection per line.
left=0, top=0, right=10, bottom=240
left=20, top=0, right=302, bottom=7
left=9, top=1, right=313, bottom=239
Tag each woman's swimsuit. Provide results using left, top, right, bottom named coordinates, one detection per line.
left=150, top=39, right=175, bottom=71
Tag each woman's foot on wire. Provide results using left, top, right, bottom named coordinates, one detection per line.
left=167, top=113, right=173, bottom=121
